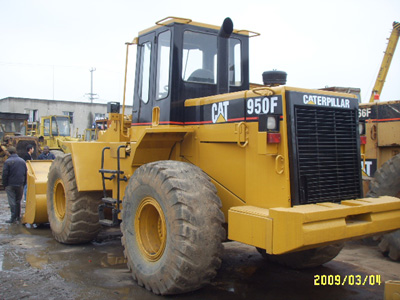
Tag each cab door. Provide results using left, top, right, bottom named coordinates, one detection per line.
left=132, top=32, right=155, bottom=125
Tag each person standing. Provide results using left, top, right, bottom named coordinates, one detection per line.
left=22, top=144, right=34, bottom=161
left=22, top=144, right=34, bottom=202
left=2, top=146, right=27, bottom=224
left=38, top=146, right=55, bottom=160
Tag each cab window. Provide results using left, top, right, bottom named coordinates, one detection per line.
left=182, top=31, right=217, bottom=84
left=138, top=42, right=152, bottom=103
left=182, top=31, right=242, bottom=86
left=229, top=39, right=242, bottom=86
left=43, top=119, right=50, bottom=136
left=156, top=30, right=171, bottom=100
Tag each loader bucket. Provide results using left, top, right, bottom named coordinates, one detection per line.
left=22, top=160, right=52, bottom=224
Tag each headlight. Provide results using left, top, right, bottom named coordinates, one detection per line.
left=358, top=121, right=365, bottom=135
left=267, top=116, right=277, bottom=130
left=259, top=114, right=280, bottom=132
left=267, top=115, right=280, bottom=132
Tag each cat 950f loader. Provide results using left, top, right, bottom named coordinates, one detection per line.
left=24, top=17, right=400, bottom=295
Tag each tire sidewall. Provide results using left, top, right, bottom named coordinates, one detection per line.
left=50, top=150, right=64, bottom=158
left=47, top=156, right=71, bottom=239
left=367, top=154, right=400, bottom=261
left=368, top=154, right=400, bottom=197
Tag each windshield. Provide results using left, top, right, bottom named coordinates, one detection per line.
left=182, top=31, right=217, bottom=84
left=51, top=116, right=70, bottom=136
left=0, top=120, right=26, bottom=135
left=182, top=31, right=242, bottom=86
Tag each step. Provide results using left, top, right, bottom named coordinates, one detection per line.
left=99, top=219, right=119, bottom=227
left=99, top=169, right=124, bottom=175
left=102, top=197, right=118, bottom=205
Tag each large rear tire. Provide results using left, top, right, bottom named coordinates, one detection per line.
left=367, top=153, right=400, bottom=261
left=50, top=150, right=64, bottom=158
left=121, top=160, right=225, bottom=295
left=47, top=154, right=102, bottom=244
left=257, top=243, right=344, bottom=269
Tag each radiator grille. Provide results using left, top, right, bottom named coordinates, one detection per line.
left=294, top=106, right=361, bottom=204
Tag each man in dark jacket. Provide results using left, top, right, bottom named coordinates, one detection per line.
left=2, top=146, right=27, bottom=224
left=38, top=146, right=55, bottom=160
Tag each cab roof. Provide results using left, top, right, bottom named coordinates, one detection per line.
left=138, top=16, right=260, bottom=37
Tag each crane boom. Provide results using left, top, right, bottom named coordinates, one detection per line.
left=369, top=21, right=400, bottom=103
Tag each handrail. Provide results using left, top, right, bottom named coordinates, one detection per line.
left=116, top=145, right=127, bottom=212
left=100, top=147, right=110, bottom=198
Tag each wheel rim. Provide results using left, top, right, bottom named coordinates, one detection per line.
left=134, top=197, right=166, bottom=262
left=53, top=179, right=66, bottom=221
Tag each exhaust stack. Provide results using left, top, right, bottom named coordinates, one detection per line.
left=217, top=17, right=233, bottom=95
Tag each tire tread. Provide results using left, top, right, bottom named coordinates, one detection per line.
left=121, top=160, right=225, bottom=295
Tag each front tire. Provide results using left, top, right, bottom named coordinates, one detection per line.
left=47, top=154, right=102, bottom=244
left=121, top=160, right=225, bottom=295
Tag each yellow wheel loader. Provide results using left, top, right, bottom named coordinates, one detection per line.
left=0, top=112, right=40, bottom=189
left=359, top=100, right=400, bottom=261
left=83, top=118, right=109, bottom=141
left=24, top=17, right=400, bottom=295
left=359, top=21, right=400, bottom=261
left=29, top=115, right=79, bottom=156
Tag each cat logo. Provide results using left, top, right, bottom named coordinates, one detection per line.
left=212, top=101, right=229, bottom=123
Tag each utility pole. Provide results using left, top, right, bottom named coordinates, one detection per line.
left=86, top=67, right=98, bottom=103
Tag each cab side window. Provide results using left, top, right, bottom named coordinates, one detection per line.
left=138, top=42, right=152, bottom=103
left=43, top=119, right=50, bottom=136
left=229, top=39, right=242, bottom=86
left=156, top=30, right=171, bottom=100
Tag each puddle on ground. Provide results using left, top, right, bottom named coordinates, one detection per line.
left=100, top=253, right=127, bottom=267
left=25, top=252, right=48, bottom=269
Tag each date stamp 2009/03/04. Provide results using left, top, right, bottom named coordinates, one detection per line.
left=314, top=274, right=382, bottom=286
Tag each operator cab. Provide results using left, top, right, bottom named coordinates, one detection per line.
left=43, top=116, right=71, bottom=137
left=132, top=17, right=250, bottom=125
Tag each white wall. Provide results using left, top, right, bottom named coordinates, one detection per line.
left=0, top=97, right=132, bottom=136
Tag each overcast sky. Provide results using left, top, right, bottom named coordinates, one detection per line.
left=0, top=0, right=399, bottom=106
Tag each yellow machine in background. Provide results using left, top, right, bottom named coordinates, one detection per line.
left=24, top=17, right=400, bottom=295
left=359, top=100, right=400, bottom=261
left=0, top=112, right=40, bottom=189
left=28, top=115, right=79, bottom=155
left=318, top=22, right=400, bottom=261
left=83, top=118, right=110, bottom=141
left=358, top=21, right=400, bottom=261
left=369, top=21, right=400, bottom=103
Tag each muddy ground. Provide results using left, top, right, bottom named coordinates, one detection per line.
left=0, top=190, right=399, bottom=300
